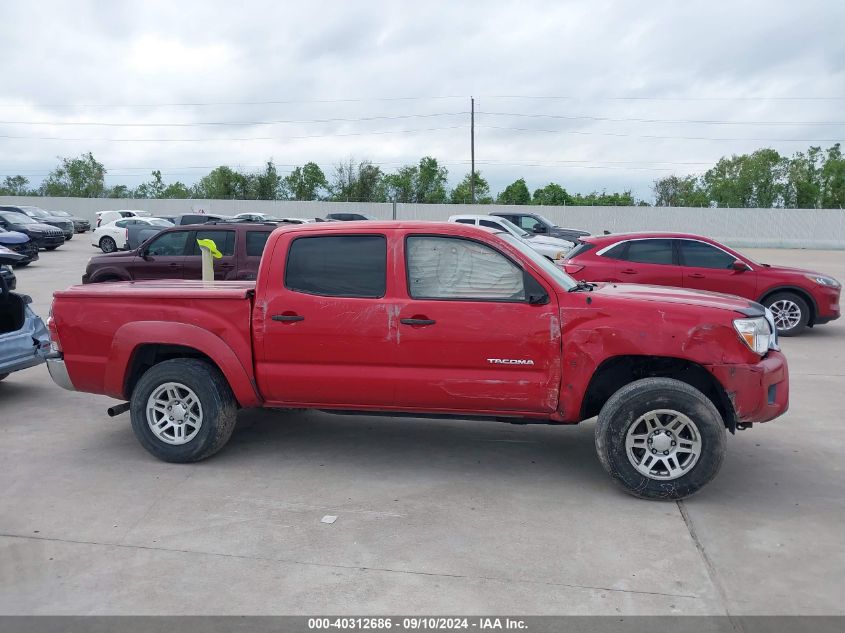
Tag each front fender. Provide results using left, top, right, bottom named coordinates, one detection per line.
left=105, top=321, right=262, bottom=407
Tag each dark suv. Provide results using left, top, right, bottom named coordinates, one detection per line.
left=325, top=212, right=376, bottom=221
left=1, top=205, right=75, bottom=240
left=490, top=211, right=589, bottom=244
left=83, top=222, right=278, bottom=283
left=0, top=210, right=65, bottom=250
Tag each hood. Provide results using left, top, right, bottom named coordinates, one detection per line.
left=589, top=283, right=762, bottom=315
left=0, top=230, right=30, bottom=245
left=761, top=263, right=835, bottom=280
left=23, top=222, right=60, bottom=232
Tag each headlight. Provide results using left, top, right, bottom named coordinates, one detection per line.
left=804, top=274, right=840, bottom=288
left=733, top=317, right=771, bottom=355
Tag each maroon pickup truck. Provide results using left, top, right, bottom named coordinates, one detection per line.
left=48, top=221, right=789, bottom=499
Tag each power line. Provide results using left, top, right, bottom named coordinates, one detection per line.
left=0, top=112, right=469, bottom=127
left=478, top=111, right=845, bottom=126
left=478, top=125, right=844, bottom=143
left=479, top=94, right=845, bottom=101
left=0, top=125, right=467, bottom=142
left=0, top=96, right=467, bottom=109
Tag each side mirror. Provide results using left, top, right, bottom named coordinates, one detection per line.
left=532, top=225, right=548, bottom=234
left=140, top=248, right=151, bottom=261
left=731, top=260, right=751, bottom=272
left=528, top=292, right=549, bottom=305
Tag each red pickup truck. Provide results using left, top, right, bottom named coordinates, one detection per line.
left=47, top=222, right=789, bottom=499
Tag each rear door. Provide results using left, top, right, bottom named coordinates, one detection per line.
left=610, top=238, right=682, bottom=287
left=391, top=234, right=561, bottom=413
left=255, top=232, right=396, bottom=407
left=677, top=239, right=757, bottom=298
left=182, top=229, right=237, bottom=280
left=132, top=230, right=190, bottom=279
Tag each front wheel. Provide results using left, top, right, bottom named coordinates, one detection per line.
left=764, top=292, right=809, bottom=337
left=130, top=358, right=238, bottom=463
left=99, top=236, right=117, bottom=253
left=45, top=246, right=59, bottom=251
left=595, top=378, right=726, bottom=500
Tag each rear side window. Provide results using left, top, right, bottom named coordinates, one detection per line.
left=624, top=239, right=674, bottom=265
left=678, top=240, right=736, bottom=269
left=479, top=220, right=502, bottom=230
left=601, top=242, right=628, bottom=260
left=285, top=235, right=386, bottom=298
left=246, top=231, right=271, bottom=257
left=406, top=236, right=525, bottom=301
left=565, top=242, right=595, bottom=259
left=191, top=230, right=235, bottom=256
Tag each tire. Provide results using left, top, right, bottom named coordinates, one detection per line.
left=0, top=373, right=9, bottom=382
left=65, top=234, right=73, bottom=241
left=99, top=236, right=117, bottom=253
left=763, top=291, right=809, bottom=337
left=129, top=358, right=238, bottom=463
left=594, top=377, right=727, bottom=500
left=13, top=262, right=30, bottom=268
left=45, top=246, right=59, bottom=251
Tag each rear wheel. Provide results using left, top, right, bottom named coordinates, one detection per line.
left=99, top=236, right=117, bottom=253
left=130, top=358, right=238, bottom=463
left=764, top=292, right=809, bottom=336
left=595, top=378, right=726, bottom=500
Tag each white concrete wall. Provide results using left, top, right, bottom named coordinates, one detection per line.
left=2, top=196, right=843, bottom=249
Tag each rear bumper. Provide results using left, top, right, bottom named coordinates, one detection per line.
left=47, top=356, right=76, bottom=391
left=706, top=350, right=789, bottom=424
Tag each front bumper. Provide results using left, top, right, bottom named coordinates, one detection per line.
left=33, top=234, right=65, bottom=248
left=706, top=350, right=789, bottom=424
left=73, top=221, right=90, bottom=233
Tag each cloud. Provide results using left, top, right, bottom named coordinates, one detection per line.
left=0, top=0, right=843, bottom=199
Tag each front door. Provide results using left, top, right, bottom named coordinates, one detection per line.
left=255, top=233, right=396, bottom=407
left=677, top=239, right=758, bottom=299
left=132, top=230, right=190, bottom=280
left=392, top=234, right=561, bottom=414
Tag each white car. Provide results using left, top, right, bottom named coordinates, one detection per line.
left=448, top=214, right=574, bottom=260
left=95, top=209, right=151, bottom=228
left=92, top=217, right=173, bottom=253
left=233, top=213, right=318, bottom=224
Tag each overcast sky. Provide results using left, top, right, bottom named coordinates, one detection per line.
left=1, top=0, right=843, bottom=200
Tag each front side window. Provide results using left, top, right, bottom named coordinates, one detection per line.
left=517, top=216, right=543, bottom=232
left=147, top=231, right=189, bottom=256
left=679, top=240, right=736, bottom=269
left=285, top=235, right=386, bottom=298
left=191, top=230, right=235, bottom=256
left=406, top=236, right=525, bottom=301
left=624, top=239, right=674, bottom=265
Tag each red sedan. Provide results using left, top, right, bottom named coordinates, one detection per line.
left=562, top=232, right=840, bottom=336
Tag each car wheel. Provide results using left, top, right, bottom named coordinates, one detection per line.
left=0, top=373, right=9, bottom=382
left=99, top=236, right=117, bottom=253
left=45, top=246, right=59, bottom=251
left=130, top=358, right=238, bottom=463
left=66, top=235, right=73, bottom=240
left=764, top=292, right=809, bottom=337
left=594, top=377, right=726, bottom=500
left=13, top=262, right=30, bottom=268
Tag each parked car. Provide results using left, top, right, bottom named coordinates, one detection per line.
left=49, top=210, right=91, bottom=233
left=51, top=221, right=788, bottom=500
left=170, top=213, right=234, bottom=226
left=562, top=232, right=841, bottom=336
left=92, top=217, right=174, bottom=253
left=234, top=212, right=283, bottom=222
left=82, top=222, right=278, bottom=283
left=0, top=205, right=74, bottom=240
left=0, top=227, right=39, bottom=266
left=449, top=214, right=574, bottom=260
left=0, top=210, right=65, bottom=250
left=0, top=246, right=51, bottom=382
left=325, top=212, right=376, bottom=221
left=491, top=211, right=590, bottom=244
left=95, top=209, right=151, bottom=228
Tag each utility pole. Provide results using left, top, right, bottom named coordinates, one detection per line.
left=470, top=96, right=475, bottom=204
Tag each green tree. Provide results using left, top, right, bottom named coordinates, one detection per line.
left=497, top=178, right=531, bottom=205
left=41, top=152, right=106, bottom=197
left=193, top=166, right=244, bottom=199
left=819, top=143, right=845, bottom=208
left=703, top=149, right=786, bottom=208
left=161, top=181, right=192, bottom=199
left=384, top=165, right=417, bottom=202
left=283, top=162, right=328, bottom=200
left=569, top=190, right=637, bottom=206
left=0, top=175, right=31, bottom=196
left=330, top=158, right=386, bottom=202
left=254, top=161, right=283, bottom=200
left=652, top=175, right=709, bottom=207
left=532, top=183, right=572, bottom=206
left=384, top=156, right=449, bottom=203
left=107, top=184, right=133, bottom=198
left=784, top=147, right=822, bottom=208
left=134, top=170, right=166, bottom=199
left=450, top=171, right=492, bottom=204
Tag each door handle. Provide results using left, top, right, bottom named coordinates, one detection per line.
left=168, top=262, right=179, bottom=267
left=688, top=273, right=705, bottom=279
left=620, top=269, right=638, bottom=274
left=400, top=318, right=436, bottom=326
left=272, top=314, right=304, bottom=322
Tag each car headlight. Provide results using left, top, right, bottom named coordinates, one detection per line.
left=804, top=274, right=840, bottom=288
left=733, top=317, right=772, bottom=355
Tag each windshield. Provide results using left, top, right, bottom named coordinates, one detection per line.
left=21, top=206, right=49, bottom=218
left=148, top=218, right=173, bottom=227
left=534, top=213, right=557, bottom=227
left=493, top=217, right=531, bottom=239
left=52, top=210, right=71, bottom=217
left=498, top=233, right=577, bottom=290
left=0, top=212, right=36, bottom=224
